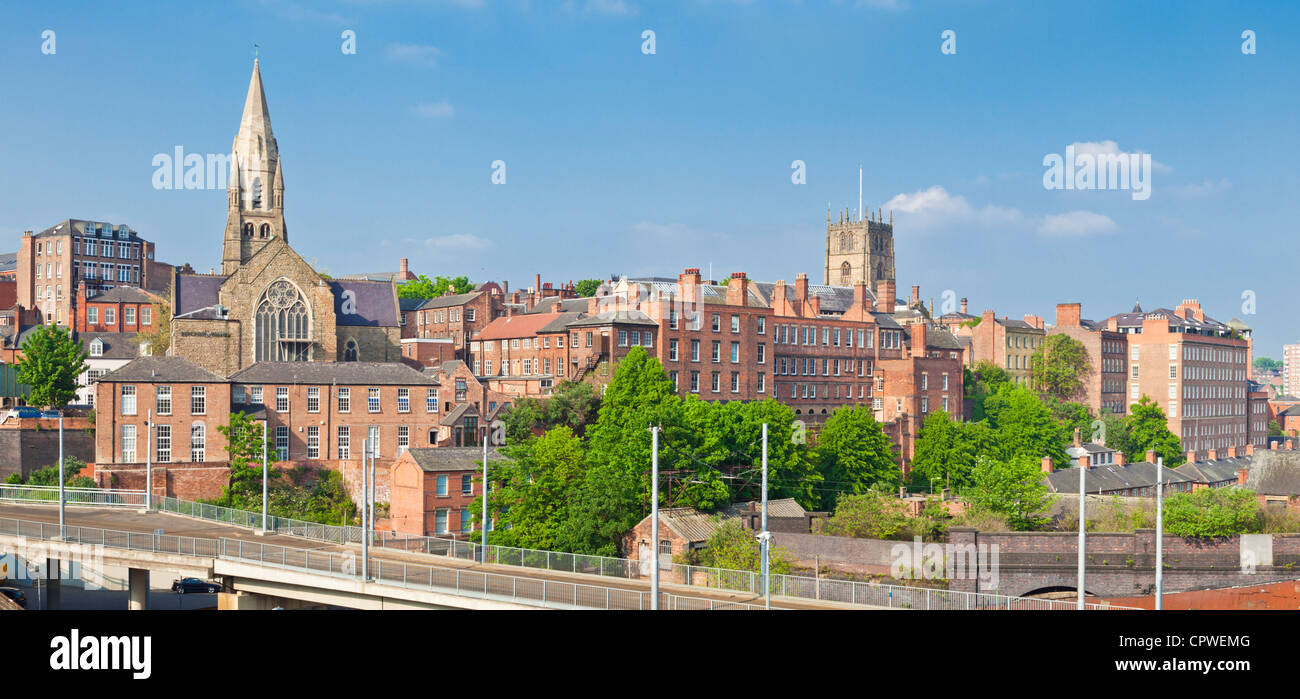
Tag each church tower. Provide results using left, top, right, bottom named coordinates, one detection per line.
left=222, top=59, right=287, bottom=276
left=824, top=205, right=895, bottom=287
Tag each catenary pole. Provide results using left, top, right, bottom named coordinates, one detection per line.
left=761, top=422, right=770, bottom=610
left=482, top=433, right=489, bottom=563
left=361, top=438, right=369, bottom=580
left=1156, top=457, right=1164, bottom=610
left=262, top=420, right=269, bottom=533
left=651, top=425, right=660, bottom=610
left=145, top=410, right=152, bottom=511
left=1078, top=456, right=1086, bottom=610
left=58, top=411, right=65, bottom=539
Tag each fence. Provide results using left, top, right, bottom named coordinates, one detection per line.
left=0, top=514, right=767, bottom=610
left=150, top=496, right=1135, bottom=610
left=0, top=484, right=147, bottom=508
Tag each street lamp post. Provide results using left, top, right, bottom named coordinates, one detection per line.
left=481, top=433, right=489, bottom=563
left=761, top=423, right=770, bottom=610
left=261, top=420, right=269, bottom=534
left=1156, top=456, right=1164, bottom=610
left=1077, top=455, right=1087, bottom=610
left=58, top=409, right=65, bottom=539
left=145, top=410, right=152, bottom=511
left=361, top=438, right=369, bottom=581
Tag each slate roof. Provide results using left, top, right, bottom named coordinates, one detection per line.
left=404, top=446, right=507, bottom=473
left=229, top=361, right=438, bottom=385
left=525, top=297, right=589, bottom=314
left=81, top=332, right=141, bottom=360
left=996, top=317, right=1039, bottom=330
left=399, top=297, right=426, bottom=313
left=1111, top=306, right=1230, bottom=334
left=175, top=274, right=226, bottom=316
left=97, top=356, right=227, bottom=383
left=537, top=311, right=587, bottom=333
left=87, top=286, right=160, bottom=304
left=565, top=310, right=657, bottom=328
left=1045, top=461, right=1194, bottom=494
left=1177, top=456, right=1250, bottom=485
left=656, top=499, right=806, bottom=544
left=0, top=252, right=16, bottom=274
left=34, top=219, right=141, bottom=240
left=329, top=280, right=399, bottom=327
left=1242, top=451, right=1300, bottom=496
left=903, top=324, right=963, bottom=350
left=415, top=291, right=483, bottom=310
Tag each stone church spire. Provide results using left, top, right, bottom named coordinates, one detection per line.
left=222, top=58, right=288, bottom=276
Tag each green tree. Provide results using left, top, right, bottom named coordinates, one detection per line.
left=502, top=380, right=602, bottom=443
left=1124, top=395, right=1184, bottom=466
left=965, top=455, right=1054, bottom=530
left=1042, top=396, right=1094, bottom=444
left=397, top=274, right=475, bottom=300
left=981, top=383, right=1069, bottom=465
left=16, top=325, right=88, bottom=409
left=1163, top=488, right=1260, bottom=537
left=910, top=411, right=991, bottom=490
left=677, top=519, right=792, bottom=576
left=215, top=411, right=270, bottom=507
left=559, top=346, right=683, bottom=556
left=1028, top=334, right=1092, bottom=400
left=964, top=360, right=1011, bottom=421
left=1268, top=420, right=1283, bottom=437
left=479, top=426, right=586, bottom=549
left=1097, top=408, right=1132, bottom=457
left=813, top=406, right=898, bottom=507
left=24, top=457, right=89, bottom=487
left=573, top=279, right=604, bottom=297
left=1253, top=357, right=1282, bottom=372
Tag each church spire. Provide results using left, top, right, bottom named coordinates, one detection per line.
left=223, top=58, right=287, bottom=275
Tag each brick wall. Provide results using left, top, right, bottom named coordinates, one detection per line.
left=0, top=419, right=97, bottom=481
left=94, top=461, right=232, bottom=501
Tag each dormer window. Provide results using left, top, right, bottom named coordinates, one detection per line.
left=89, top=339, right=104, bottom=357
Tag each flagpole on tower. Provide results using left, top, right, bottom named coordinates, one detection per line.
left=858, top=165, right=863, bottom=222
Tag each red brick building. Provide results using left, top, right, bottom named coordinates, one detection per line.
left=1048, top=302, right=1129, bottom=416
left=75, top=284, right=163, bottom=336
left=389, top=446, right=506, bottom=537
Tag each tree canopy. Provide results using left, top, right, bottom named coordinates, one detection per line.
left=397, top=274, right=475, bottom=300
left=573, top=279, right=604, bottom=297
left=910, top=410, right=992, bottom=490
left=16, top=325, right=88, bottom=409
left=1029, top=334, right=1091, bottom=400
left=813, top=405, right=898, bottom=507
left=1124, top=395, right=1184, bottom=466
left=965, top=455, right=1054, bottom=530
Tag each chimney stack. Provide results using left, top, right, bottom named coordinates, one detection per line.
left=876, top=280, right=896, bottom=313
left=1079, top=454, right=1091, bottom=471
left=1186, top=450, right=1197, bottom=463
left=1237, top=468, right=1249, bottom=486
left=912, top=323, right=928, bottom=358
left=1247, top=443, right=1256, bottom=456
left=399, top=258, right=410, bottom=278
left=910, top=285, right=920, bottom=307
left=1041, top=456, right=1053, bottom=474
left=1208, top=449, right=1218, bottom=461
left=1145, top=450, right=1156, bottom=464
left=1055, top=303, right=1082, bottom=328
left=1114, top=452, right=1125, bottom=466
left=960, top=297, right=968, bottom=315
left=726, top=272, right=748, bottom=307
left=795, top=273, right=810, bottom=311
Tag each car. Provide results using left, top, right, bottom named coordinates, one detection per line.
left=171, top=577, right=220, bottom=594
left=4, top=407, right=42, bottom=421
left=0, top=586, right=28, bottom=608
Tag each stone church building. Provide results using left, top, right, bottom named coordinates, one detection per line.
left=170, top=60, right=400, bottom=376
left=824, top=207, right=895, bottom=287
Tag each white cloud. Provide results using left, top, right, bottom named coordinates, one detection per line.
left=413, top=100, right=454, bottom=119
left=386, top=42, right=442, bottom=68
left=1068, top=140, right=1172, bottom=173
left=1167, top=177, right=1231, bottom=197
left=421, top=233, right=492, bottom=251
left=1037, top=210, right=1117, bottom=237
left=884, top=186, right=1023, bottom=232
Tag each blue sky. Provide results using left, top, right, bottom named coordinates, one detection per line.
left=0, top=0, right=1296, bottom=356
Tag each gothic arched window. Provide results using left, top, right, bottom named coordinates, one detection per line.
left=344, top=339, right=358, bottom=362
left=252, top=177, right=263, bottom=209
left=259, top=224, right=270, bottom=239
left=255, top=279, right=311, bottom=362
left=839, top=233, right=849, bottom=252
left=840, top=261, right=852, bottom=284
left=243, top=223, right=254, bottom=238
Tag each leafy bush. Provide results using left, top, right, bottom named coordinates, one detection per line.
left=674, top=519, right=792, bottom=576
left=1163, top=488, right=1261, bottom=538
left=821, top=493, right=911, bottom=540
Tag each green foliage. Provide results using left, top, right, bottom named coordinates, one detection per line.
left=558, top=346, right=684, bottom=556
left=1124, top=395, right=1184, bottom=466
left=813, top=405, right=898, bottom=508
left=4, top=473, right=22, bottom=485
left=501, top=380, right=601, bottom=444
left=965, top=455, right=1054, bottom=530
left=23, top=457, right=89, bottom=487
left=1254, top=357, right=1282, bottom=372
left=16, top=325, right=88, bottom=409
left=573, top=279, right=604, bottom=297
left=963, top=360, right=1010, bottom=421
left=982, top=383, right=1069, bottom=465
left=397, top=274, right=474, bottom=300
left=216, top=411, right=270, bottom=507
left=1042, top=397, right=1094, bottom=444
left=202, top=468, right=357, bottom=525
left=910, top=410, right=991, bottom=490
left=133, top=284, right=172, bottom=356
left=1097, top=409, right=1132, bottom=458
left=479, top=426, right=586, bottom=550
left=677, top=519, right=792, bottom=575
left=821, top=493, right=911, bottom=540
left=1028, top=334, right=1092, bottom=400
left=1269, top=420, right=1283, bottom=437
left=1163, top=488, right=1261, bottom=537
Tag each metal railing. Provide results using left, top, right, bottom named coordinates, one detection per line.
left=150, top=496, right=1134, bottom=610
left=0, top=514, right=768, bottom=610
left=0, top=484, right=147, bottom=508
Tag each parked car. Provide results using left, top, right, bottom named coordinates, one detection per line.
left=171, top=577, right=220, bottom=594
left=39, top=410, right=61, bottom=418
left=0, top=586, right=28, bottom=608
left=4, top=407, right=42, bottom=420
